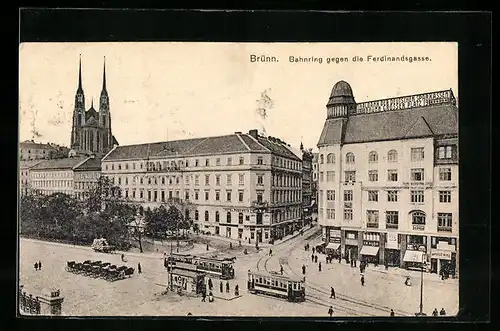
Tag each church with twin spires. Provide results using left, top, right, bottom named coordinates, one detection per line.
left=70, top=56, right=118, bottom=157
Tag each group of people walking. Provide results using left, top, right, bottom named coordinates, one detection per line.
left=202, top=278, right=240, bottom=303
left=33, top=261, right=42, bottom=271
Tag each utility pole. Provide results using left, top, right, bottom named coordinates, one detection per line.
left=415, top=253, right=427, bottom=316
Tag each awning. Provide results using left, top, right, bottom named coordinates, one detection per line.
left=326, top=243, right=340, bottom=250
left=360, top=246, right=379, bottom=256
left=403, top=250, right=425, bottom=263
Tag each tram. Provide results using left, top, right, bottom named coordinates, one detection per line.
left=247, top=270, right=305, bottom=302
left=193, top=256, right=235, bottom=280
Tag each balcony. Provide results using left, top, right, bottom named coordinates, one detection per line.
left=437, top=225, right=452, bottom=232
left=366, top=222, right=379, bottom=229
left=386, top=223, right=399, bottom=230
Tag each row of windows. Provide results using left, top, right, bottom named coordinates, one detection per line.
left=319, top=189, right=453, bottom=204
left=271, top=190, right=301, bottom=204
left=319, top=168, right=452, bottom=182
left=31, top=172, right=72, bottom=178
left=32, top=180, right=73, bottom=188
left=118, top=188, right=255, bottom=203
left=271, top=156, right=301, bottom=171
left=105, top=155, right=267, bottom=172
left=107, top=173, right=266, bottom=187
left=271, top=174, right=301, bottom=187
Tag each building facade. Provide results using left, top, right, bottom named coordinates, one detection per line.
left=29, top=156, right=102, bottom=197
left=70, top=56, right=118, bottom=157
left=101, top=129, right=302, bottom=244
left=311, top=153, right=319, bottom=215
left=317, top=81, right=458, bottom=277
left=20, top=160, right=42, bottom=196
left=301, top=146, right=314, bottom=221
left=19, top=140, right=69, bottom=161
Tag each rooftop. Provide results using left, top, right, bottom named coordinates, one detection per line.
left=30, top=156, right=101, bottom=171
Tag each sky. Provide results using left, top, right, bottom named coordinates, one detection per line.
left=19, top=42, right=458, bottom=151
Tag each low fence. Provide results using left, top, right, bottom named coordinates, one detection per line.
left=19, top=285, right=64, bottom=316
left=19, top=289, right=41, bottom=315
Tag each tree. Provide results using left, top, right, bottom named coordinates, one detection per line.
left=84, top=176, right=120, bottom=213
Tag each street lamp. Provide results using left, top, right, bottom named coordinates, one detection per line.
left=415, top=253, right=428, bottom=316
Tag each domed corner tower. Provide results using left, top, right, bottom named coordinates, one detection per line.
left=326, top=80, right=357, bottom=119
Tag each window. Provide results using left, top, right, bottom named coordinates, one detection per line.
left=257, top=192, right=263, bottom=203
left=140, top=190, right=144, bottom=199
left=195, top=159, right=199, bottom=167
left=227, top=157, right=232, bottom=165
left=205, top=159, right=210, bottom=166
left=437, top=213, right=452, bottom=231
left=185, top=191, right=189, bottom=200
left=215, top=211, right=220, bottom=222
left=147, top=190, right=151, bottom=201
left=256, top=212, right=263, bottom=224
left=161, top=190, right=165, bottom=202
left=411, top=147, right=425, bottom=161
left=216, top=175, right=221, bottom=186
left=439, top=191, right=451, bottom=203
left=327, top=171, right=335, bottom=182
left=346, top=152, right=355, bottom=164
left=239, top=157, right=244, bottom=165
left=216, top=158, right=220, bottom=166
left=411, top=168, right=424, bottom=181
left=320, top=154, right=324, bottom=164
left=327, top=153, right=335, bottom=164
left=327, top=209, right=335, bottom=219
left=153, top=190, right=157, bottom=201
left=368, top=151, right=378, bottom=163
left=387, top=170, right=398, bottom=182
left=344, top=171, right=356, bottom=182
left=161, top=177, right=165, bottom=185
left=195, top=210, right=199, bottom=221
left=366, top=210, right=379, bottom=227
left=411, top=211, right=426, bottom=225
left=387, top=191, right=398, bottom=202
left=326, top=190, right=335, bottom=201
left=319, top=172, right=324, bottom=181
left=438, top=146, right=453, bottom=159
left=257, top=157, right=263, bottom=165
left=368, top=170, right=378, bottom=182
left=368, top=190, right=378, bottom=202
left=205, top=175, right=210, bottom=185
left=176, top=177, right=180, bottom=184
left=411, top=190, right=424, bottom=203
left=205, top=211, right=209, bottom=222
left=319, top=190, right=323, bottom=202
left=195, top=191, right=199, bottom=200
left=439, top=168, right=452, bottom=181
left=387, top=150, right=398, bottom=162
left=239, top=213, right=244, bottom=224
left=344, top=209, right=353, bottom=220
left=227, top=174, right=232, bottom=185
left=118, top=164, right=122, bottom=170
left=239, top=174, right=245, bottom=186
left=118, top=177, right=121, bottom=185
left=344, top=190, right=353, bottom=201
left=226, top=190, right=232, bottom=201
left=215, top=191, right=220, bottom=201
left=227, top=212, right=232, bottom=223
left=386, top=211, right=399, bottom=229
left=257, top=175, right=263, bottom=186
left=169, top=191, right=173, bottom=199
left=185, top=175, right=190, bottom=185
left=195, top=175, right=199, bottom=186
left=205, top=191, right=209, bottom=201
left=239, top=191, right=244, bottom=202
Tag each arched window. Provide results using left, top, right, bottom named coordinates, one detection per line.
left=327, top=153, right=335, bottom=164
left=346, top=152, right=355, bottom=164
left=320, top=154, right=324, bottom=164
left=195, top=210, right=199, bottom=221
left=204, top=210, right=209, bottom=222
left=215, top=211, right=220, bottom=222
left=239, top=212, right=244, bottom=224
left=411, top=211, right=426, bottom=225
left=388, top=150, right=398, bottom=162
left=227, top=212, right=232, bottom=223
left=368, top=151, right=378, bottom=163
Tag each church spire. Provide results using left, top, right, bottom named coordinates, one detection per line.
left=77, top=54, right=83, bottom=92
left=102, top=56, right=107, bottom=91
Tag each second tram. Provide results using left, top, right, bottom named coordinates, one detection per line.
left=247, top=270, right=305, bottom=302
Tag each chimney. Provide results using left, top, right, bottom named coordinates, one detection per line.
left=234, top=131, right=242, bottom=134
left=249, top=129, right=258, bottom=138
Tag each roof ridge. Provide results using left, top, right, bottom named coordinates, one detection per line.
left=403, top=115, right=434, bottom=138
left=236, top=134, right=251, bottom=151
left=245, top=134, right=270, bottom=152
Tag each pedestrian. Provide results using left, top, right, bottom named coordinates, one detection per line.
left=302, top=265, right=306, bottom=275
left=209, top=291, right=214, bottom=302
left=330, top=287, right=336, bottom=299
left=390, top=309, right=395, bottom=317
left=354, top=258, right=357, bottom=268
left=208, top=278, right=213, bottom=291
left=269, top=249, right=273, bottom=256
left=226, top=281, right=230, bottom=293
left=187, top=312, right=193, bottom=316
left=312, top=247, right=315, bottom=254
left=440, top=308, right=446, bottom=316
left=138, top=263, right=142, bottom=274
left=121, top=254, right=125, bottom=262
left=163, top=258, right=168, bottom=268
left=38, top=261, right=42, bottom=270
left=235, top=284, right=239, bottom=296
left=239, top=240, right=242, bottom=247
left=311, top=253, right=314, bottom=262
left=361, top=274, right=365, bottom=286
left=338, top=254, right=341, bottom=263
left=248, top=238, right=251, bottom=244
left=304, top=244, right=307, bottom=251
left=314, top=255, right=318, bottom=263
left=220, top=281, right=223, bottom=293
left=280, top=265, right=284, bottom=275
left=206, top=243, right=209, bottom=251
left=230, top=242, right=233, bottom=249
left=201, top=290, right=206, bottom=302
left=34, top=262, right=38, bottom=271
left=318, top=262, right=322, bottom=272
left=385, top=260, right=389, bottom=271
left=432, top=308, right=439, bottom=316
left=328, top=306, right=333, bottom=317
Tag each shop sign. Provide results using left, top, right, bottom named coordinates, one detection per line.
left=437, top=241, right=456, bottom=251
left=363, top=241, right=379, bottom=247
left=387, top=232, right=398, bottom=243
left=330, top=237, right=341, bottom=243
left=430, top=250, right=452, bottom=260
left=345, top=239, right=358, bottom=246
left=413, top=224, right=425, bottom=231
left=329, top=229, right=341, bottom=238
left=346, top=232, right=357, bottom=240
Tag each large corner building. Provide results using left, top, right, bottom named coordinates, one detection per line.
left=317, top=81, right=458, bottom=277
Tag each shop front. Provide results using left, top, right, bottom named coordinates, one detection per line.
left=403, top=235, right=427, bottom=270
left=360, top=232, right=380, bottom=265
left=325, top=228, right=341, bottom=257
left=344, top=230, right=359, bottom=262
left=430, top=237, right=457, bottom=277
left=385, top=232, right=401, bottom=267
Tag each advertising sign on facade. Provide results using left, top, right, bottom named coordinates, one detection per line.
left=329, top=229, right=341, bottom=238
left=430, top=250, right=452, bottom=260
left=386, top=232, right=399, bottom=249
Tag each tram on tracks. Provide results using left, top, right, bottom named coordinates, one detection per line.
left=247, top=270, right=305, bottom=302
left=166, top=253, right=235, bottom=280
